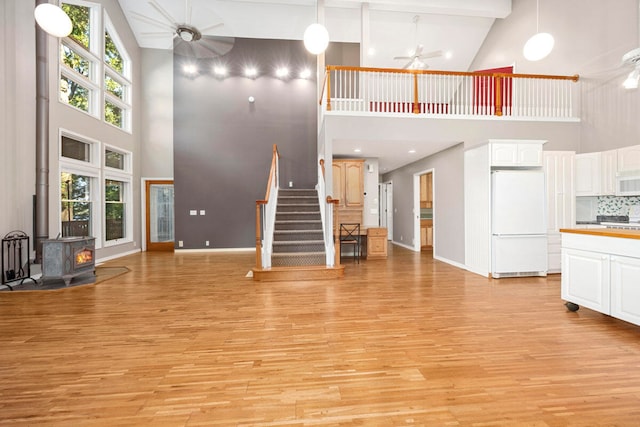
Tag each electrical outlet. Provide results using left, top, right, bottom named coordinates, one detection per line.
left=200, top=210, right=206, bottom=215
left=205, top=240, right=209, bottom=246
left=288, top=181, right=293, bottom=188
left=400, top=235, right=403, bottom=241
left=178, top=240, right=184, bottom=247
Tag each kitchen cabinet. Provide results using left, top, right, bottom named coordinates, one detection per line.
left=366, top=227, right=388, bottom=259
left=611, top=255, right=640, bottom=325
left=490, top=140, right=544, bottom=167
left=617, top=144, right=640, bottom=172
left=575, top=150, right=617, bottom=196
left=575, top=152, right=601, bottom=196
left=420, top=173, right=433, bottom=208
left=601, top=149, right=618, bottom=195
left=543, top=151, right=575, bottom=273
left=420, top=220, right=433, bottom=249
left=332, top=159, right=364, bottom=226
left=561, top=229, right=640, bottom=326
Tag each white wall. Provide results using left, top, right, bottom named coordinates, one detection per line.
left=141, top=48, right=174, bottom=178
left=471, top=0, right=640, bottom=153
left=0, top=2, right=37, bottom=241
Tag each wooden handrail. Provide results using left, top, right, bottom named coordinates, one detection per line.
left=255, top=144, right=279, bottom=269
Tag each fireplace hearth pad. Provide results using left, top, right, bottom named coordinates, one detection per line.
left=42, top=237, right=96, bottom=286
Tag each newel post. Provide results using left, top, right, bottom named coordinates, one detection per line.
left=494, top=74, right=503, bottom=117
left=326, top=67, right=332, bottom=112
left=412, top=72, right=420, bottom=114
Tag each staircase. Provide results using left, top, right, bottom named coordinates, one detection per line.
left=272, top=189, right=325, bottom=267
left=252, top=188, right=344, bottom=281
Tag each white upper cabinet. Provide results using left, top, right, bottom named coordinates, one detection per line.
left=600, top=149, right=618, bottom=195
left=617, top=144, right=640, bottom=172
left=575, top=152, right=601, bottom=196
left=490, top=140, right=545, bottom=167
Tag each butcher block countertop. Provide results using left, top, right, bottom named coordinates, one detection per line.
left=560, top=228, right=640, bottom=240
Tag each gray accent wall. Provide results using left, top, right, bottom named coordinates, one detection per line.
left=173, top=38, right=318, bottom=249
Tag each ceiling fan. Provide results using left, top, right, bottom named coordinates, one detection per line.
left=130, top=0, right=234, bottom=59
left=393, top=15, right=442, bottom=69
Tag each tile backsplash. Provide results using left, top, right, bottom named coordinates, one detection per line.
left=597, top=196, right=640, bottom=215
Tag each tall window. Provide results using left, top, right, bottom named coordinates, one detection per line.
left=60, top=2, right=132, bottom=132
left=105, top=179, right=125, bottom=241
left=60, top=172, right=92, bottom=237
left=59, top=133, right=133, bottom=248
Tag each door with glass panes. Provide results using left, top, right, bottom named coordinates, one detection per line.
left=145, top=180, right=174, bottom=251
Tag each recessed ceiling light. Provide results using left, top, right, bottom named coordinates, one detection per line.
left=445, top=51, right=453, bottom=59
left=408, top=149, right=416, bottom=154
left=299, top=68, right=311, bottom=79
left=244, top=67, right=257, bottom=77
left=276, top=67, right=289, bottom=78
left=354, top=148, right=362, bottom=153
left=183, top=64, right=197, bottom=75
left=213, top=66, right=227, bottom=76
left=368, top=47, right=376, bottom=56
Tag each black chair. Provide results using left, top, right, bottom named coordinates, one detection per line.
left=340, top=223, right=361, bottom=263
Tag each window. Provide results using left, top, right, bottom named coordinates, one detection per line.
left=61, top=135, right=91, bottom=162
left=59, top=133, right=134, bottom=247
left=105, top=179, right=126, bottom=241
left=59, top=2, right=132, bottom=131
left=104, top=148, right=126, bottom=170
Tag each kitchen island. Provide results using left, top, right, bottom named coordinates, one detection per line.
left=560, top=228, right=640, bottom=326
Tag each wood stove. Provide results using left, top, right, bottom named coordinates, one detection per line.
left=42, top=237, right=96, bottom=286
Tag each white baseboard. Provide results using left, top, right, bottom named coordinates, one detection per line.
left=391, top=241, right=416, bottom=251
left=96, top=248, right=141, bottom=264
left=433, top=254, right=467, bottom=271
left=175, top=247, right=254, bottom=253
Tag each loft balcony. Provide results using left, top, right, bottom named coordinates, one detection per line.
left=320, top=66, right=581, bottom=122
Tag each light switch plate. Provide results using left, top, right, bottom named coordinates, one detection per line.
left=200, top=210, right=205, bottom=215
left=189, top=210, right=197, bottom=216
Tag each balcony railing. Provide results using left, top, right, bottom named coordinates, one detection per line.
left=321, top=66, right=580, bottom=119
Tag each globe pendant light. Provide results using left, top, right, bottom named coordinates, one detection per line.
left=34, top=3, right=73, bottom=38
left=523, top=0, right=554, bottom=61
left=304, top=1, right=329, bottom=55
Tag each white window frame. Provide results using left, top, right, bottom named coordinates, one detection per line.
left=103, top=12, right=132, bottom=132
left=103, top=144, right=133, bottom=247
left=103, top=172, right=133, bottom=247
left=58, top=129, right=102, bottom=247
left=58, top=1, right=133, bottom=132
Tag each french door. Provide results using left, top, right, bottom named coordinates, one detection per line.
left=145, top=180, right=174, bottom=251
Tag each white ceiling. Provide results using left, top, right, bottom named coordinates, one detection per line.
left=118, top=0, right=513, bottom=171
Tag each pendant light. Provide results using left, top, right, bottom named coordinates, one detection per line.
left=304, top=1, right=329, bottom=55
left=523, top=0, right=554, bottom=61
left=34, top=2, right=73, bottom=38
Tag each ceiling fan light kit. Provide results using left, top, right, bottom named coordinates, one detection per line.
left=34, top=3, right=73, bottom=37
left=523, top=0, right=554, bottom=61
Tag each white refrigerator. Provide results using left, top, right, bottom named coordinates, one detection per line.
left=491, top=170, right=547, bottom=278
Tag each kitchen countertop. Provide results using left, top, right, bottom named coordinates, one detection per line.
left=560, top=228, right=640, bottom=240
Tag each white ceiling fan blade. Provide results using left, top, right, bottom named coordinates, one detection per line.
left=185, top=0, right=192, bottom=25
left=129, top=10, right=175, bottom=31
left=418, top=50, right=443, bottom=60
left=403, top=59, right=414, bottom=69
left=148, top=0, right=178, bottom=27
left=394, top=56, right=412, bottom=60
left=414, top=44, right=424, bottom=56
left=140, top=31, right=172, bottom=37
left=199, top=22, right=224, bottom=33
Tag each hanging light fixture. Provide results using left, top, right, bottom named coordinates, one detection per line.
left=523, top=0, right=554, bottom=61
left=304, top=1, right=329, bottom=55
left=34, top=3, right=73, bottom=38
left=623, top=67, right=640, bottom=89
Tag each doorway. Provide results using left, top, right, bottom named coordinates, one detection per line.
left=379, top=181, right=393, bottom=241
left=145, top=180, right=175, bottom=251
left=414, top=170, right=434, bottom=253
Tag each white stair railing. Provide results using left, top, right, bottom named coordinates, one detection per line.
left=255, top=145, right=279, bottom=269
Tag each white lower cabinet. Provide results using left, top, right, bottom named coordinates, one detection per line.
left=561, top=248, right=610, bottom=314
left=610, top=255, right=640, bottom=325
left=561, top=232, right=640, bottom=326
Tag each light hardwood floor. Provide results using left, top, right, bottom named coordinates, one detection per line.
left=2, top=245, right=640, bottom=426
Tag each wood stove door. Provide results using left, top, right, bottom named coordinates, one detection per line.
left=145, top=180, right=175, bottom=251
